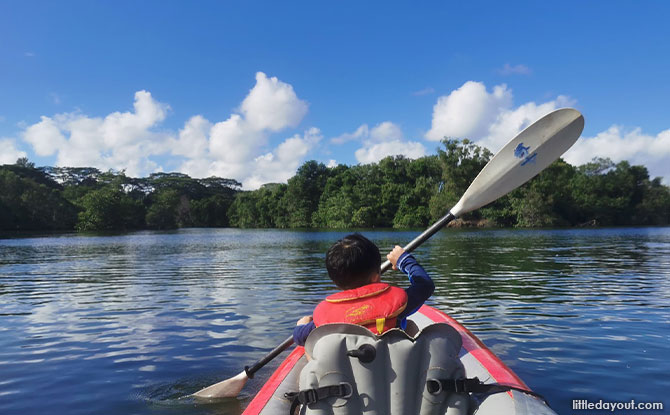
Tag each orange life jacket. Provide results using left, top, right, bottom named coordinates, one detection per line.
left=313, top=282, right=408, bottom=334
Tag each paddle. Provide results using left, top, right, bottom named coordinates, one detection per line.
left=381, top=108, right=584, bottom=272
left=193, top=107, right=584, bottom=399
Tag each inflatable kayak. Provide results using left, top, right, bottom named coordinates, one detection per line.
left=242, top=305, right=555, bottom=415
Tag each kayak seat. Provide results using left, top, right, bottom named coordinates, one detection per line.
left=292, top=323, right=470, bottom=415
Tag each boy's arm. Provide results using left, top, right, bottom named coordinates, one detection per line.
left=394, top=251, right=435, bottom=320
left=293, top=321, right=315, bottom=346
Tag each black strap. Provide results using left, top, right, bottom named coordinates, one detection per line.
left=427, top=377, right=551, bottom=408
left=285, top=382, right=352, bottom=415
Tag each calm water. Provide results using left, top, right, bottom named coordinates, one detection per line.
left=1, top=228, right=669, bottom=415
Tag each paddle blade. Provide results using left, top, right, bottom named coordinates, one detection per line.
left=192, top=371, right=249, bottom=399
left=450, top=108, right=584, bottom=217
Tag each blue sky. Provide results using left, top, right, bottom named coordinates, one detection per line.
left=2, top=1, right=669, bottom=188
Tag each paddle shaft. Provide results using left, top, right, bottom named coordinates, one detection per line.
left=380, top=212, right=456, bottom=274
left=245, top=335, right=295, bottom=378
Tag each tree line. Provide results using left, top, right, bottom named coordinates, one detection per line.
left=2, top=139, right=669, bottom=232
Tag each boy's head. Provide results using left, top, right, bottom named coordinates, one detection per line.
left=326, top=233, right=381, bottom=290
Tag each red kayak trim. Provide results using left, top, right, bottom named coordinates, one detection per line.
left=243, top=346, right=305, bottom=415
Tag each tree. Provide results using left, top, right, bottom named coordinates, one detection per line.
left=145, top=189, right=180, bottom=229
left=282, top=161, right=330, bottom=227
left=0, top=168, right=77, bottom=230
left=503, top=159, right=577, bottom=227
left=429, top=139, right=492, bottom=221
left=15, top=157, right=35, bottom=168
left=76, top=186, right=144, bottom=231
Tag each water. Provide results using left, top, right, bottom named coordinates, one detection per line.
left=0, top=228, right=668, bottom=415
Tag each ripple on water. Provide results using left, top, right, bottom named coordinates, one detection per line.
left=1, top=227, right=669, bottom=415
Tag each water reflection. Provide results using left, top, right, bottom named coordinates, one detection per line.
left=0, top=227, right=669, bottom=415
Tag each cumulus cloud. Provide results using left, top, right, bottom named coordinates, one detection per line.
left=21, top=90, right=169, bottom=176
left=426, top=80, right=670, bottom=182
left=333, top=121, right=427, bottom=164
left=425, top=80, right=574, bottom=152
left=370, top=121, right=403, bottom=142
left=171, top=115, right=212, bottom=159
left=175, top=72, right=313, bottom=188
left=243, top=127, right=322, bottom=189
left=331, top=124, right=369, bottom=144
left=479, top=95, right=575, bottom=152
left=425, top=81, right=513, bottom=142
left=0, top=138, right=28, bottom=164
left=564, top=126, right=670, bottom=183
left=23, top=116, right=67, bottom=156
left=19, top=72, right=315, bottom=188
left=240, top=72, right=308, bottom=132
left=355, top=140, right=427, bottom=164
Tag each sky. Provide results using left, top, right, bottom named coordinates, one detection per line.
left=1, top=1, right=669, bottom=189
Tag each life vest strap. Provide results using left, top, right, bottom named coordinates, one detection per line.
left=286, top=382, right=352, bottom=415
left=426, top=377, right=551, bottom=408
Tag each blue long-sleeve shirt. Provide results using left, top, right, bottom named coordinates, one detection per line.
left=292, top=252, right=434, bottom=345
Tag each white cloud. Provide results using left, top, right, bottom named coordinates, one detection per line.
left=240, top=72, right=308, bottom=132
left=208, top=114, right=263, bottom=164
left=426, top=80, right=670, bottom=183
left=327, top=159, right=337, bottom=168
left=0, top=138, right=28, bottom=164
left=21, top=90, right=169, bottom=176
left=19, top=72, right=314, bottom=187
left=498, top=63, right=532, bottom=76
left=243, top=128, right=322, bottom=189
left=479, top=95, right=575, bottom=152
left=23, top=116, right=67, bottom=156
left=370, top=121, right=403, bottom=142
left=355, top=140, right=427, bottom=164
left=425, top=80, right=575, bottom=152
left=425, top=81, right=513, bottom=142
left=339, top=121, right=427, bottom=164
left=171, top=115, right=211, bottom=159
left=176, top=72, right=312, bottom=188
left=331, top=124, right=369, bottom=144
left=564, top=126, right=670, bottom=183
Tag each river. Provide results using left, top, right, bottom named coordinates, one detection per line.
left=1, top=227, right=668, bottom=414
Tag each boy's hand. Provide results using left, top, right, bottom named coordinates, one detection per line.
left=386, top=245, right=405, bottom=270
left=296, top=315, right=313, bottom=326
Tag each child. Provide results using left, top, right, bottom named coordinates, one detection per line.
left=293, top=233, right=434, bottom=345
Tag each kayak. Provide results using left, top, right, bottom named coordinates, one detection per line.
left=242, top=304, right=556, bottom=415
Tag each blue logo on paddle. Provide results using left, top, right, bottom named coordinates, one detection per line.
left=514, top=143, right=537, bottom=166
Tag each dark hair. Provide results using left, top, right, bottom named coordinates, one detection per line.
left=325, top=233, right=381, bottom=289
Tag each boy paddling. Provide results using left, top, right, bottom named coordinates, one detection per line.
left=293, top=233, right=434, bottom=345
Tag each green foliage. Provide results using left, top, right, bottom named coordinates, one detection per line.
left=282, top=161, right=330, bottom=227
left=430, top=139, right=492, bottom=222
left=0, top=168, right=77, bottom=230
left=502, top=159, right=577, bottom=227
left=76, top=186, right=144, bottom=231
left=228, top=184, right=288, bottom=228
left=145, top=189, right=181, bottom=229
left=2, top=139, right=670, bottom=231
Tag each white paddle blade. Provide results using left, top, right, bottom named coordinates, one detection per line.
left=192, top=370, right=249, bottom=399
left=450, top=108, right=584, bottom=217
